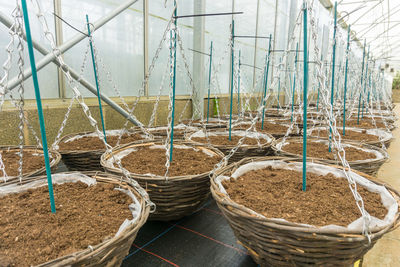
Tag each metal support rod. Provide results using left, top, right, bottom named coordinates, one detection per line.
left=86, top=15, right=107, bottom=143
left=228, top=20, right=235, bottom=141
left=261, top=34, right=272, bottom=130
left=329, top=1, right=337, bottom=153
left=169, top=1, right=177, bottom=162
left=343, top=25, right=350, bottom=136
left=0, top=5, right=142, bottom=126
left=206, top=41, right=213, bottom=123
left=21, top=0, right=56, bottom=213
left=302, top=1, right=308, bottom=192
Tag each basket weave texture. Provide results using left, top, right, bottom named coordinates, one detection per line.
left=211, top=157, right=400, bottom=267
left=101, top=140, right=226, bottom=221
left=0, top=171, right=150, bottom=267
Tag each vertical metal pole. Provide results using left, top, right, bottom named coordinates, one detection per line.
left=86, top=15, right=107, bottom=143
left=237, top=50, right=241, bottom=115
left=328, top=1, right=337, bottom=153
left=357, top=40, right=366, bottom=124
left=302, top=1, right=308, bottom=192
left=291, top=42, right=298, bottom=122
left=169, top=2, right=177, bottom=162
left=261, top=35, right=272, bottom=130
left=342, top=25, right=350, bottom=136
left=228, top=20, right=235, bottom=141
left=143, top=0, right=149, bottom=97
left=20, top=0, right=56, bottom=213
left=206, top=41, right=213, bottom=123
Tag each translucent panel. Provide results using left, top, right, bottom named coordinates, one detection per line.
left=61, top=0, right=144, bottom=98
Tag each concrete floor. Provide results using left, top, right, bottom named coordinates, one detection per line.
left=363, top=104, right=400, bottom=267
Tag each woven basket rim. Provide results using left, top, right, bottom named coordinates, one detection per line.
left=0, top=145, right=61, bottom=181
left=211, top=156, right=400, bottom=237
left=101, top=140, right=226, bottom=181
left=272, top=137, right=388, bottom=164
left=0, top=171, right=150, bottom=267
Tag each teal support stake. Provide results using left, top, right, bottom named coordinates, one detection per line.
left=86, top=15, right=107, bottom=143
left=361, top=47, right=369, bottom=119
left=277, top=57, right=282, bottom=110
left=328, top=1, right=337, bottom=153
left=342, top=25, right=350, bottom=136
left=364, top=61, right=372, bottom=116
left=261, top=34, right=272, bottom=130
left=291, top=42, right=299, bottom=122
left=228, top=20, right=235, bottom=141
left=206, top=41, right=213, bottom=123
left=169, top=2, right=177, bottom=161
left=21, top=0, right=56, bottom=213
left=357, top=40, right=366, bottom=124
left=302, top=2, right=308, bottom=192
left=238, top=50, right=241, bottom=115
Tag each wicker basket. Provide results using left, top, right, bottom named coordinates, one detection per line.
left=272, top=137, right=388, bottom=176
left=0, top=146, right=61, bottom=182
left=101, top=140, right=226, bottom=221
left=146, top=124, right=199, bottom=139
left=0, top=171, right=150, bottom=267
left=186, top=130, right=275, bottom=164
left=56, top=130, right=150, bottom=171
left=211, top=157, right=400, bottom=266
left=232, top=120, right=300, bottom=139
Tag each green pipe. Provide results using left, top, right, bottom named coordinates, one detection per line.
left=206, top=41, right=213, bottom=123
left=228, top=20, right=235, bottom=141
left=302, top=1, right=308, bottom=192
left=328, top=1, right=337, bottom=153
left=169, top=1, right=177, bottom=162
left=21, top=0, right=56, bottom=213
left=291, top=42, right=299, bottom=122
left=86, top=15, right=107, bottom=143
left=261, top=34, right=272, bottom=130
left=238, top=50, right=241, bottom=115
left=363, top=62, right=372, bottom=116
left=342, top=25, right=350, bottom=136
left=277, top=57, right=282, bottom=111
left=357, top=40, right=366, bottom=124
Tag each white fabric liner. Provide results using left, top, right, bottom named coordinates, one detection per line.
left=0, top=173, right=141, bottom=238
left=276, top=139, right=386, bottom=162
left=148, top=123, right=198, bottom=132
left=215, top=160, right=398, bottom=231
left=308, top=126, right=393, bottom=141
left=189, top=130, right=272, bottom=144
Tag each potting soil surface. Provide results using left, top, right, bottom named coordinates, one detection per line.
left=59, top=133, right=145, bottom=151
left=121, top=146, right=221, bottom=176
left=234, top=122, right=290, bottom=135
left=0, top=181, right=132, bottom=267
left=0, top=150, right=45, bottom=177
left=282, top=141, right=376, bottom=161
left=312, top=129, right=380, bottom=142
left=222, top=166, right=387, bottom=226
left=192, top=135, right=264, bottom=146
left=338, top=119, right=387, bottom=129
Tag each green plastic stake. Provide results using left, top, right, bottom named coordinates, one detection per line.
left=328, top=1, right=337, bottom=153
left=237, top=50, right=241, bottom=115
left=228, top=20, right=235, bottom=141
left=277, top=57, right=282, bottom=111
left=169, top=1, right=177, bottom=162
left=342, top=25, right=350, bottom=136
left=302, top=1, right=308, bottom=192
left=357, top=40, right=366, bottom=124
left=21, top=0, right=56, bottom=213
left=86, top=15, right=107, bottom=143
left=291, top=42, right=299, bottom=122
left=261, top=34, right=272, bottom=130
left=206, top=41, right=213, bottom=123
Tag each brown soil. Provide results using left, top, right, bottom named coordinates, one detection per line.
left=121, top=145, right=222, bottom=176
left=0, top=181, right=132, bottom=267
left=311, top=129, right=380, bottom=142
left=59, top=132, right=145, bottom=151
left=234, top=122, right=289, bottom=135
left=222, top=166, right=387, bottom=226
left=1, top=150, right=45, bottom=177
left=192, top=135, right=263, bottom=146
left=338, top=119, right=387, bottom=129
left=281, top=141, right=376, bottom=161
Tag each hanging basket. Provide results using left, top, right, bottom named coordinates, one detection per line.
left=337, top=118, right=396, bottom=131
left=272, top=137, right=388, bottom=176
left=186, top=130, right=274, bottom=164
left=232, top=120, right=300, bottom=138
left=0, top=171, right=150, bottom=267
left=146, top=124, right=199, bottom=138
left=101, top=140, right=226, bottom=221
left=308, top=126, right=393, bottom=148
left=183, top=118, right=230, bottom=129
left=56, top=129, right=150, bottom=171
left=0, top=146, right=61, bottom=182
left=211, top=157, right=400, bottom=266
